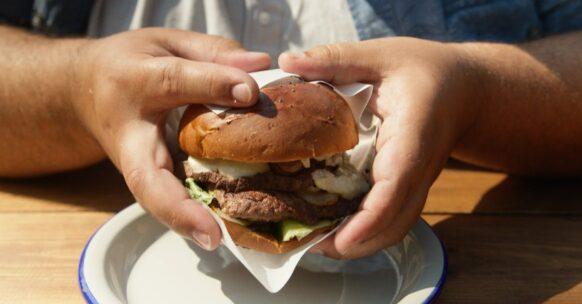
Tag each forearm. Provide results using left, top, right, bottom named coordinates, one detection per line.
left=0, top=26, right=104, bottom=177
left=452, top=32, right=582, bottom=176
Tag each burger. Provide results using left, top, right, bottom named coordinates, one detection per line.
left=178, top=80, right=370, bottom=254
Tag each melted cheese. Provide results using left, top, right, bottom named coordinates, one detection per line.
left=187, top=156, right=269, bottom=178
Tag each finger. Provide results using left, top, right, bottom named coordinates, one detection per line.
left=143, top=57, right=260, bottom=107
left=141, top=28, right=271, bottom=71
left=278, top=43, right=381, bottom=84
left=310, top=145, right=414, bottom=259
left=316, top=189, right=428, bottom=259
left=345, top=192, right=426, bottom=259
left=326, top=115, right=432, bottom=256
left=117, top=120, right=221, bottom=250
left=215, top=51, right=272, bottom=72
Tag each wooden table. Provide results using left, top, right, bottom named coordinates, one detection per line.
left=1, top=160, right=581, bottom=303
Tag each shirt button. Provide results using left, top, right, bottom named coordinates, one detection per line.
left=257, top=10, right=272, bottom=25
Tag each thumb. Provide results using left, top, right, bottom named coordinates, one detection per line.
left=142, top=57, right=260, bottom=108
left=117, top=120, right=222, bottom=250
left=278, top=43, right=379, bottom=84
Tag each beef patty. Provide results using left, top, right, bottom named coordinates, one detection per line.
left=184, top=161, right=315, bottom=192
left=214, top=189, right=359, bottom=225
left=184, top=161, right=361, bottom=224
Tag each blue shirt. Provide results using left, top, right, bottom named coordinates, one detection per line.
left=1, top=0, right=581, bottom=42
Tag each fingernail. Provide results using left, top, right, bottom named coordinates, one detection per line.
left=231, top=83, right=251, bottom=103
left=191, top=231, right=212, bottom=251
left=283, top=51, right=306, bottom=59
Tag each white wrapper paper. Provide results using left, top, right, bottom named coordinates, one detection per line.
left=196, top=69, right=378, bottom=293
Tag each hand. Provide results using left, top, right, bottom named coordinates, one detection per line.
left=280, top=37, right=480, bottom=259
left=72, top=28, right=271, bottom=250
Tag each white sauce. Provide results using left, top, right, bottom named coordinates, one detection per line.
left=311, top=166, right=370, bottom=199
left=325, top=154, right=345, bottom=167
left=187, top=156, right=269, bottom=178
left=314, top=153, right=346, bottom=167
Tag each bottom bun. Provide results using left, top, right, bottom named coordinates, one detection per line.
left=223, top=220, right=336, bottom=254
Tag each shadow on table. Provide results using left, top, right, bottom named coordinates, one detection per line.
left=0, top=160, right=133, bottom=212
left=432, top=173, right=582, bottom=303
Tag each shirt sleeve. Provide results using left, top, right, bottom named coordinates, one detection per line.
left=537, top=0, right=582, bottom=36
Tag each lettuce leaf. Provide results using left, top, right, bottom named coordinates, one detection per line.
left=185, top=178, right=214, bottom=205
left=185, top=178, right=336, bottom=238
left=279, top=219, right=334, bottom=242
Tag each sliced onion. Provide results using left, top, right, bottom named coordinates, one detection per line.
left=311, top=166, right=370, bottom=199
left=298, top=191, right=340, bottom=206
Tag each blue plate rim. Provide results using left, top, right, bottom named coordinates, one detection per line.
left=78, top=229, right=100, bottom=304
left=425, top=220, right=448, bottom=304
left=78, top=215, right=447, bottom=304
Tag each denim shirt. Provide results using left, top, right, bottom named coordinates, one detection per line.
left=347, top=0, right=582, bottom=42
left=1, top=0, right=581, bottom=42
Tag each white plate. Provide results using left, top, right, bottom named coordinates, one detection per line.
left=79, top=203, right=446, bottom=303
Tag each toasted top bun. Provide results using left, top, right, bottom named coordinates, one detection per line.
left=223, top=219, right=335, bottom=254
left=179, top=82, right=358, bottom=162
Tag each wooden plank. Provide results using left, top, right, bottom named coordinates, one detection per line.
left=3, top=159, right=582, bottom=216
left=0, top=212, right=112, bottom=304
left=2, top=158, right=582, bottom=303
left=424, top=215, right=582, bottom=303
left=2, top=212, right=581, bottom=303
left=0, top=161, right=132, bottom=213
left=425, top=160, right=582, bottom=215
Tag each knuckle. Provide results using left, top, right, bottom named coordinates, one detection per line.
left=207, top=36, right=243, bottom=61
left=165, top=208, right=184, bottom=232
left=361, top=207, right=386, bottom=229
left=216, top=38, right=243, bottom=51
left=125, top=167, right=146, bottom=199
left=311, top=44, right=343, bottom=64
left=210, top=35, right=242, bottom=49
left=156, top=60, right=184, bottom=98
left=100, top=61, right=132, bottom=90
left=204, top=72, right=231, bottom=100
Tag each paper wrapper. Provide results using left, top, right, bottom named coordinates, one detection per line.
left=167, top=69, right=379, bottom=293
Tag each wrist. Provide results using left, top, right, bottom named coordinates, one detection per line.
left=62, top=38, right=92, bottom=113
left=57, top=38, right=106, bottom=155
left=62, top=38, right=104, bottom=138
left=446, top=42, right=488, bottom=143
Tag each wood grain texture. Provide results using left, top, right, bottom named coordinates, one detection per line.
left=0, top=161, right=132, bottom=213
left=1, top=159, right=582, bottom=303
left=425, top=160, right=582, bottom=215
left=425, top=215, right=582, bottom=303
left=0, top=212, right=112, bottom=304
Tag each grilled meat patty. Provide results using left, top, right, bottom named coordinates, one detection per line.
left=188, top=170, right=315, bottom=193
left=184, top=161, right=361, bottom=224
left=214, top=189, right=359, bottom=225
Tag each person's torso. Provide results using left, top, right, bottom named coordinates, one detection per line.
left=89, top=0, right=360, bottom=61
left=6, top=0, right=582, bottom=45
